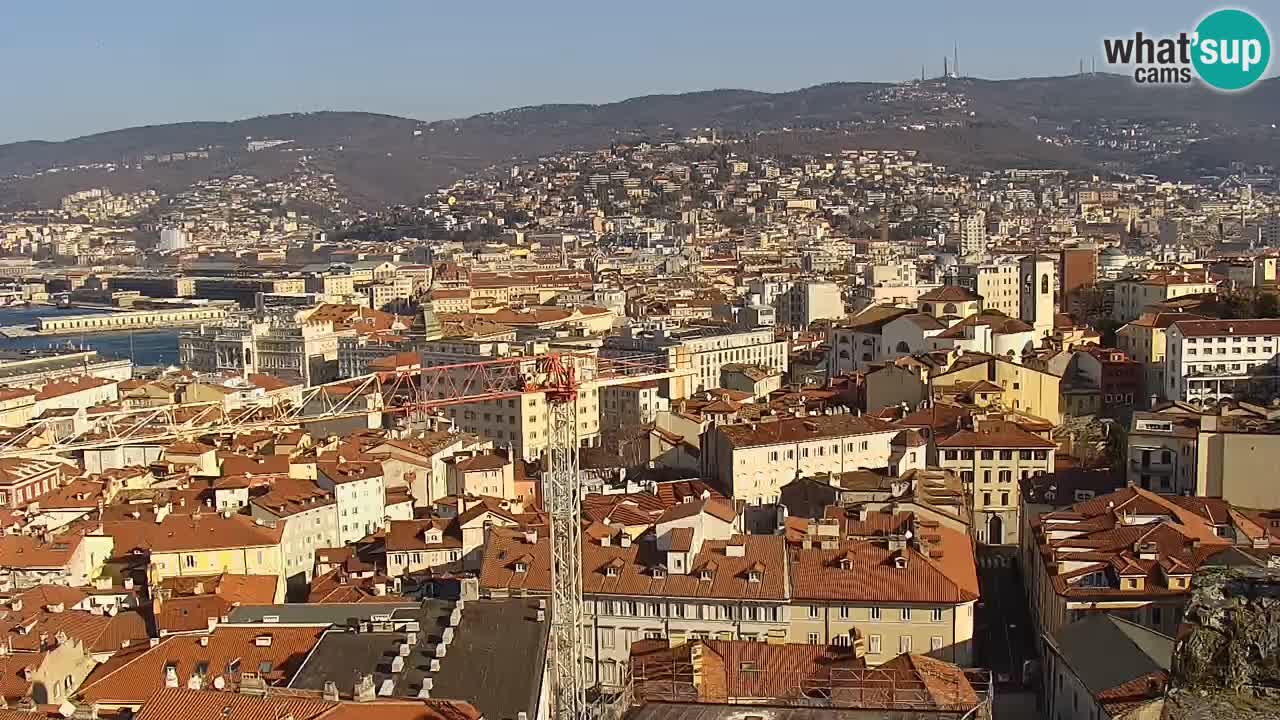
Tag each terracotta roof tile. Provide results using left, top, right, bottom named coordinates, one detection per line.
left=716, top=415, right=899, bottom=449
left=481, top=527, right=788, bottom=601
left=79, top=626, right=326, bottom=705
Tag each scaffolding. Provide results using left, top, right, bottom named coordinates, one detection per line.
left=628, top=644, right=994, bottom=719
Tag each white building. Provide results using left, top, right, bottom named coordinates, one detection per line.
left=951, top=210, right=986, bottom=256
left=603, top=324, right=788, bottom=398
left=157, top=227, right=189, bottom=253
left=703, top=414, right=923, bottom=505
left=1164, top=318, right=1280, bottom=404
left=249, top=479, right=341, bottom=591
left=315, top=459, right=387, bottom=544
left=179, top=311, right=342, bottom=386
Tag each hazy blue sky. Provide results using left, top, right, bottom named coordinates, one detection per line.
left=0, top=1, right=1262, bottom=143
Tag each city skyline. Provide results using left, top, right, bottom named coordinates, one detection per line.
left=0, top=0, right=1265, bottom=144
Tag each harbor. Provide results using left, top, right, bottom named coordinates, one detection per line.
left=0, top=306, right=181, bottom=366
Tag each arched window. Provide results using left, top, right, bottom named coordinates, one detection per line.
left=922, top=303, right=934, bottom=315
left=838, top=350, right=850, bottom=359
left=895, top=341, right=911, bottom=353
left=1041, top=274, right=1050, bottom=294
left=943, top=303, right=957, bottom=315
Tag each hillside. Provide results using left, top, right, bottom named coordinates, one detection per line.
left=1, top=74, right=1277, bottom=210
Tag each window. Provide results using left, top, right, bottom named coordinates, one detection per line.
left=931, top=636, right=944, bottom=651
left=982, top=470, right=991, bottom=484
left=1000, top=492, right=1009, bottom=505
left=982, top=492, right=992, bottom=506
left=870, top=607, right=881, bottom=620
left=899, top=635, right=912, bottom=653
left=999, top=470, right=1012, bottom=483
left=931, top=608, right=944, bottom=622
left=868, top=634, right=882, bottom=654
left=999, top=450, right=1013, bottom=460
left=769, top=451, right=778, bottom=462
left=808, top=632, right=820, bottom=645
left=981, top=450, right=994, bottom=460
left=600, top=630, right=615, bottom=649
left=808, top=605, right=820, bottom=618
left=900, top=607, right=910, bottom=622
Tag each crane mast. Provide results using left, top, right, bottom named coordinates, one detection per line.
left=543, top=354, right=585, bottom=719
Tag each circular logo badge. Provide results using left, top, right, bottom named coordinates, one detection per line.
left=1192, top=8, right=1271, bottom=91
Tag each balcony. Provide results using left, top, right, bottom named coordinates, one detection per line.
left=1129, top=459, right=1174, bottom=475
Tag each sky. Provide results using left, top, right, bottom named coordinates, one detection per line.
left=0, top=0, right=1266, bottom=143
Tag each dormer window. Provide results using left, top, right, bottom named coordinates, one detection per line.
left=513, top=562, right=528, bottom=573
left=652, top=567, right=666, bottom=580
left=893, top=556, right=908, bottom=569
left=747, top=570, right=761, bottom=583
left=699, top=569, right=713, bottom=582
left=605, top=566, right=619, bottom=578
left=838, top=557, right=853, bottom=570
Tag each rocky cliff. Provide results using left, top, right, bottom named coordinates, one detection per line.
left=1164, top=565, right=1280, bottom=720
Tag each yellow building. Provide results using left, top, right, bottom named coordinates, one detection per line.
left=1117, top=311, right=1208, bottom=403
left=103, top=510, right=286, bottom=600
left=931, top=354, right=1062, bottom=424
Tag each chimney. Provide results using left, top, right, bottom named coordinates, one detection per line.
left=353, top=674, right=376, bottom=703
left=164, top=664, right=179, bottom=689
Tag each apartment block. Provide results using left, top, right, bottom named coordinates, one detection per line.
left=702, top=414, right=923, bottom=505
left=1165, top=318, right=1280, bottom=404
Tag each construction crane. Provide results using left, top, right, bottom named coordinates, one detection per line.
left=0, top=351, right=688, bottom=719
left=540, top=354, right=586, bottom=720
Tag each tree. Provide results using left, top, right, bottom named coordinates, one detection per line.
left=1254, top=293, right=1280, bottom=318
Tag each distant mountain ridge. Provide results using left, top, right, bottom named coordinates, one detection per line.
left=2, top=74, right=1279, bottom=210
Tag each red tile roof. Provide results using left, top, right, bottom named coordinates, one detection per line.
left=715, top=415, right=900, bottom=448
left=79, top=626, right=326, bottom=705
left=789, top=529, right=978, bottom=604
left=936, top=419, right=1056, bottom=449
left=1170, top=318, right=1280, bottom=337
left=481, top=527, right=788, bottom=601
